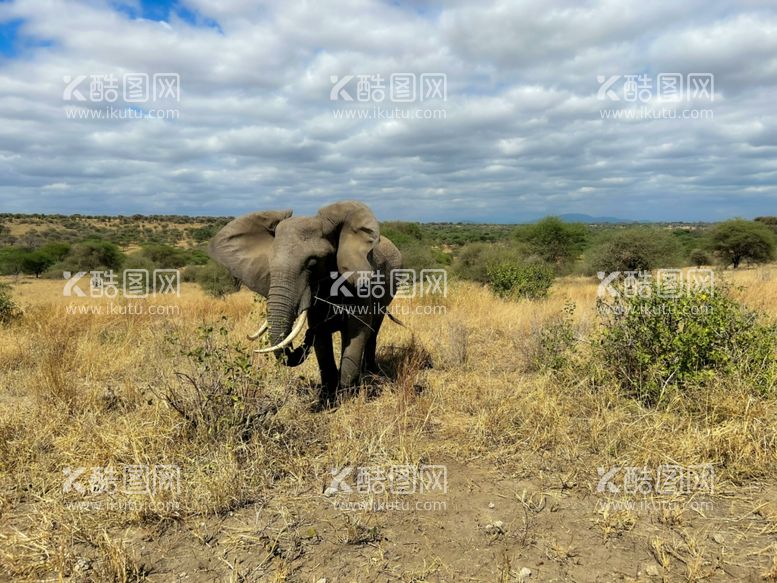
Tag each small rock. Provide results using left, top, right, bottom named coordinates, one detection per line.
left=488, top=502, right=495, bottom=509
left=518, top=567, right=532, bottom=581
left=645, top=565, right=660, bottom=577
left=484, top=520, right=505, bottom=534
left=712, top=533, right=725, bottom=544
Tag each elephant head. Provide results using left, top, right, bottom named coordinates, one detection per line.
left=208, top=200, right=380, bottom=361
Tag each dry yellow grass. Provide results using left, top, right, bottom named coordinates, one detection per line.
left=1, top=266, right=776, bottom=580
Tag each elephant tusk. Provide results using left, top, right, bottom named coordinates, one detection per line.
left=255, top=311, right=308, bottom=354
left=247, top=321, right=269, bottom=340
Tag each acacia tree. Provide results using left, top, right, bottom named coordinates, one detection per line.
left=709, top=219, right=776, bottom=268
left=586, top=228, right=682, bottom=274
left=515, top=217, right=589, bottom=267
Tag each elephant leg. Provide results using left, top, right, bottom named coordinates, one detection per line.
left=339, top=325, right=370, bottom=389
left=313, top=333, right=338, bottom=402
left=363, top=314, right=384, bottom=374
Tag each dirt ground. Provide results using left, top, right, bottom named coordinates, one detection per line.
left=5, top=457, right=772, bottom=582
left=2, top=274, right=777, bottom=582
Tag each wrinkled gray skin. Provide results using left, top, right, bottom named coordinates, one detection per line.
left=208, top=201, right=402, bottom=403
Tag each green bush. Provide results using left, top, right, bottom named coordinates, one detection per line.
left=60, top=240, right=125, bottom=272
left=585, top=228, right=683, bottom=274
left=487, top=261, right=555, bottom=300
left=0, top=282, right=21, bottom=324
left=514, top=217, right=588, bottom=268
left=689, top=248, right=711, bottom=267
left=189, top=261, right=240, bottom=297
left=399, top=244, right=450, bottom=271
left=453, top=242, right=528, bottom=283
left=596, top=282, right=777, bottom=405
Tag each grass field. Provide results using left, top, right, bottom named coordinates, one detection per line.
left=1, top=268, right=776, bottom=581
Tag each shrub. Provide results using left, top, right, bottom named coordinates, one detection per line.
left=522, top=301, right=577, bottom=371
left=60, top=240, right=125, bottom=272
left=596, top=281, right=777, bottom=405
left=689, top=248, right=711, bottom=267
left=399, top=244, right=449, bottom=271
left=0, top=282, right=21, bottom=324
left=453, top=242, right=528, bottom=283
left=487, top=261, right=555, bottom=300
left=162, top=321, right=289, bottom=441
left=137, top=243, right=188, bottom=269
left=380, top=221, right=424, bottom=248
left=585, top=228, right=682, bottom=274
left=190, top=261, right=240, bottom=297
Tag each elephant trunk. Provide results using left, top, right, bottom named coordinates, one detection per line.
left=261, top=276, right=313, bottom=367
left=267, top=275, right=297, bottom=349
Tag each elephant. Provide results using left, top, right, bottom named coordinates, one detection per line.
left=208, top=200, right=402, bottom=403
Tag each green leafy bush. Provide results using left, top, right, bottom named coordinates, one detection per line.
left=514, top=217, right=588, bottom=268
left=596, top=282, right=777, bottom=405
left=188, top=261, right=240, bottom=297
left=689, top=248, right=711, bottom=267
left=453, top=242, right=528, bottom=283
left=585, top=228, right=683, bottom=274
left=487, top=262, right=555, bottom=300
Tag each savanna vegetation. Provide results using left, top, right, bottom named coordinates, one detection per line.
left=5, top=213, right=774, bottom=301
left=1, top=213, right=777, bottom=580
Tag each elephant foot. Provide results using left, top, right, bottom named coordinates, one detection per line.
left=317, top=380, right=339, bottom=408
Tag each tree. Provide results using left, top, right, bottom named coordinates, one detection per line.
left=65, top=240, right=125, bottom=271
left=0, top=248, right=25, bottom=275
left=515, top=217, right=588, bottom=267
left=689, top=248, right=710, bottom=267
left=20, top=250, right=56, bottom=277
left=755, top=216, right=777, bottom=235
left=586, top=228, right=682, bottom=274
left=708, top=219, right=776, bottom=268
left=138, top=244, right=188, bottom=269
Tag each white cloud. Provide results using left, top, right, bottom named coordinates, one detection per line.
left=0, top=0, right=775, bottom=220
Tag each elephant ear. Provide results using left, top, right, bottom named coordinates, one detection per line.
left=208, top=209, right=292, bottom=297
left=318, top=201, right=380, bottom=287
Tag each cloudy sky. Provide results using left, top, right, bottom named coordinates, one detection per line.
left=0, top=0, right=776, bottom=222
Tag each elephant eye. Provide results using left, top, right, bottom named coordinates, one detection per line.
left=306, top=258, right=318, bottom=269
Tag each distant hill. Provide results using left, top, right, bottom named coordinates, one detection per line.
left=556, top=213, right=632, bottom=224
